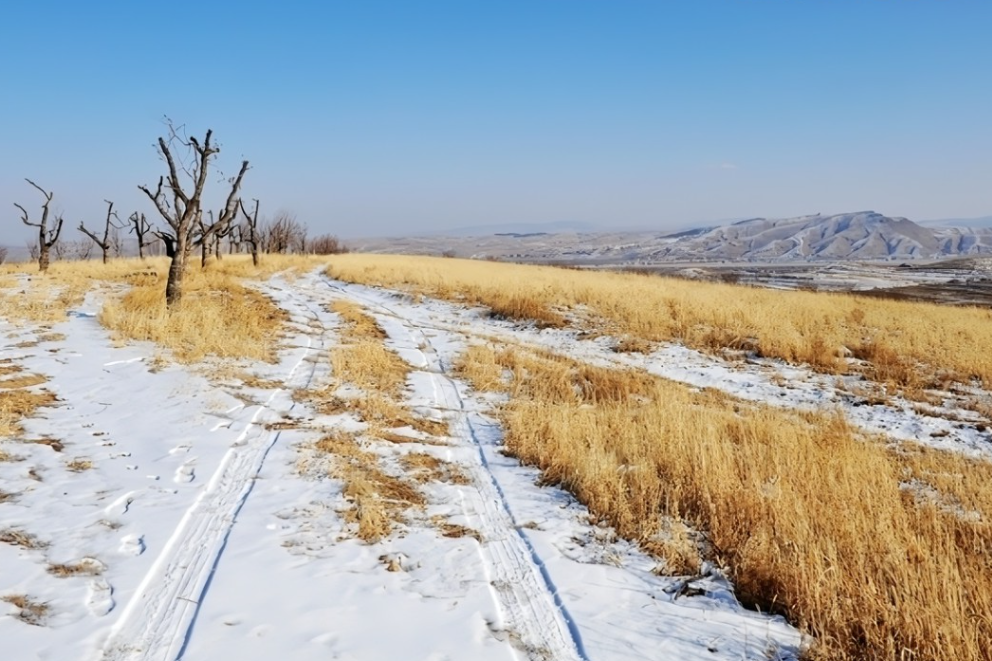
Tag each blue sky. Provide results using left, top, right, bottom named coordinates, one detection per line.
left=2, top=1, right=990, bottom=240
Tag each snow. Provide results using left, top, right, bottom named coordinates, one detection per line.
left=5, top=267, right=984, bottom=659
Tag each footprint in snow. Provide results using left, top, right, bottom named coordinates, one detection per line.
left=168, top=444, right=191, bottom=455
left=119, top=534, right=145, bottom=556
left=86, top=580, right=115, bottom=616
left=174, top=460, right=195, bottom=484
left=104, top=491, right=138, bottom=516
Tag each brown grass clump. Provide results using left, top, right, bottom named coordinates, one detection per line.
left=315, top=433, right=424, bottom=543
left=354, top=395, right=448, bottom=437
left=457, top=344, right=992, bottom=661
left=430, top=515, right=483, bottom=543
left=47, top=558, right=104, bottom=577
left=331, top=342, right=408, bottom=395
left=487, top=293, right=567, bottom=329
left=99, top=267, right=286, bottom=363
left=65, top=457, right=93, bottom=472
left=0, top=388, right=57, bottom=437
left=0, top=528, right=47, bottom=549
left=612, top=335, right=654, bottom=354
left=329, top=300, right=386, bottom=340
left=399, top=452, right=470, bottom=484
left=0, top=362, right=22, bottom=377
left=0, top=374, right=48, bottom=389
left=326, top=254, right=992, bottom=391
left=1, top=594, right=49, bottom=626
left=329, top=300, right=409, bottom=395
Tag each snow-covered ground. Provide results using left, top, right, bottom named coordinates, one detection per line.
left=3, top=269, right=987, bottom=660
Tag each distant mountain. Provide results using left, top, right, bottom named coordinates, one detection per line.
left=355, top=211, right=992, bottom=264
left=650, top=211, right=992, bottom=262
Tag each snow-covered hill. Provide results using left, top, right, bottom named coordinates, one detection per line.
left=654, top=211, right=964, bottom=261
left=358, top=211, right=992, bottom=263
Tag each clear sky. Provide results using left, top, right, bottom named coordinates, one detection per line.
left=1, top=0, right=990, bottom=241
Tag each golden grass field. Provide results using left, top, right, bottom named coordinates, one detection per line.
left=457, top=344, right=992, bottom=661
left=4, top=252, right=992, bottom=659
left=325, top=254, right=992, bottom=393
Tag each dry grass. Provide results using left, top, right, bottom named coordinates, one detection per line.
left=329, top=300, right=386, bottom=339
left=457, top=344, right=992, bottom=661
left=0, top=374, right=48, bottom=389
left=0, top=362, right=22, bottom=377
left=0, top=528, right=47, bottom=549
left=24, top=437, right=64, bottom=453
left=99, top=266, right=287, bottom=363
left=399, top=452, right=470, bottom=484
left=0, top=254, right=336, bottom=363
left=1, top=594, right=48, bottom=626
left=65, top=457, right=93, bottom=472
left=0, top=388, right=57, bottom=437
left=326, top=254, right=992, bottom=391
left=331, top=342, right=408, bottom=395
left=47, top=558, right=104, bottom=577
left=431, top=515, right=483, bottom=543
left=315, top=432, right=425, bottom=543
left=0, top=276, right=87, bottom=325
left=327, top=300, right=447, bottom=438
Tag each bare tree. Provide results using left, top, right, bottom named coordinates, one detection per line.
left=78, top=200, right=123, bottom=264
left=109, top=226, right=126, bottom=258
left=227, top=223, right=243, bottom=255
left=239, top=199, right=261, bottom=266
left=26, top=240, right=39, bottom=261
left=14, top=179, right=64, bottom=272
left=128, top=212, right=151, bottom=259
left=139, top=124, right=248, bottom=306
left=310, top=234, right=349, bottom=255
left=0, top=246, right=7, bottom=265
left=195, top=209, right=210, bottom=269
left=55, top=238, right=93, bottom=261
left=262, top=211, right=303, bottom=254
left=294, top=223, right=308, bottom=254
left=71, top=239, right=94, bottom=261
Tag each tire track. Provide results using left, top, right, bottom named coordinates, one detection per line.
left=320, top=276, right=587, bottom=661
left=96, top=276, right=329, bottom=661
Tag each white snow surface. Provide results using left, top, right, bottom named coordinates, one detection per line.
left=6, top=268, right=985, bottom=660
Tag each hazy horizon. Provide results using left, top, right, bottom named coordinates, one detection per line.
left=3, top=1, right=990, bottom=245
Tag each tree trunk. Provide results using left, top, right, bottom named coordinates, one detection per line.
left=39, top=243, right=50, bottom=272
left=165, top=236, right=187, bottom=307
left=252, top=243, right=259, bottom=267
left=102, top=248, right=108, bottom=264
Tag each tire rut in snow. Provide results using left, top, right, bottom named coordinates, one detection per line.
left=321, top=277, right=587, bottom=661
left=96, top=279, right=328, bottom=661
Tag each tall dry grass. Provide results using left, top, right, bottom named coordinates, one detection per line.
left=326, top=254, right=992, bottom=391
left=458, top=344, right=992, bottom=661
left=2, top=254, right=335, bottom=362
left=99, top=266, right=286, bottom=363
